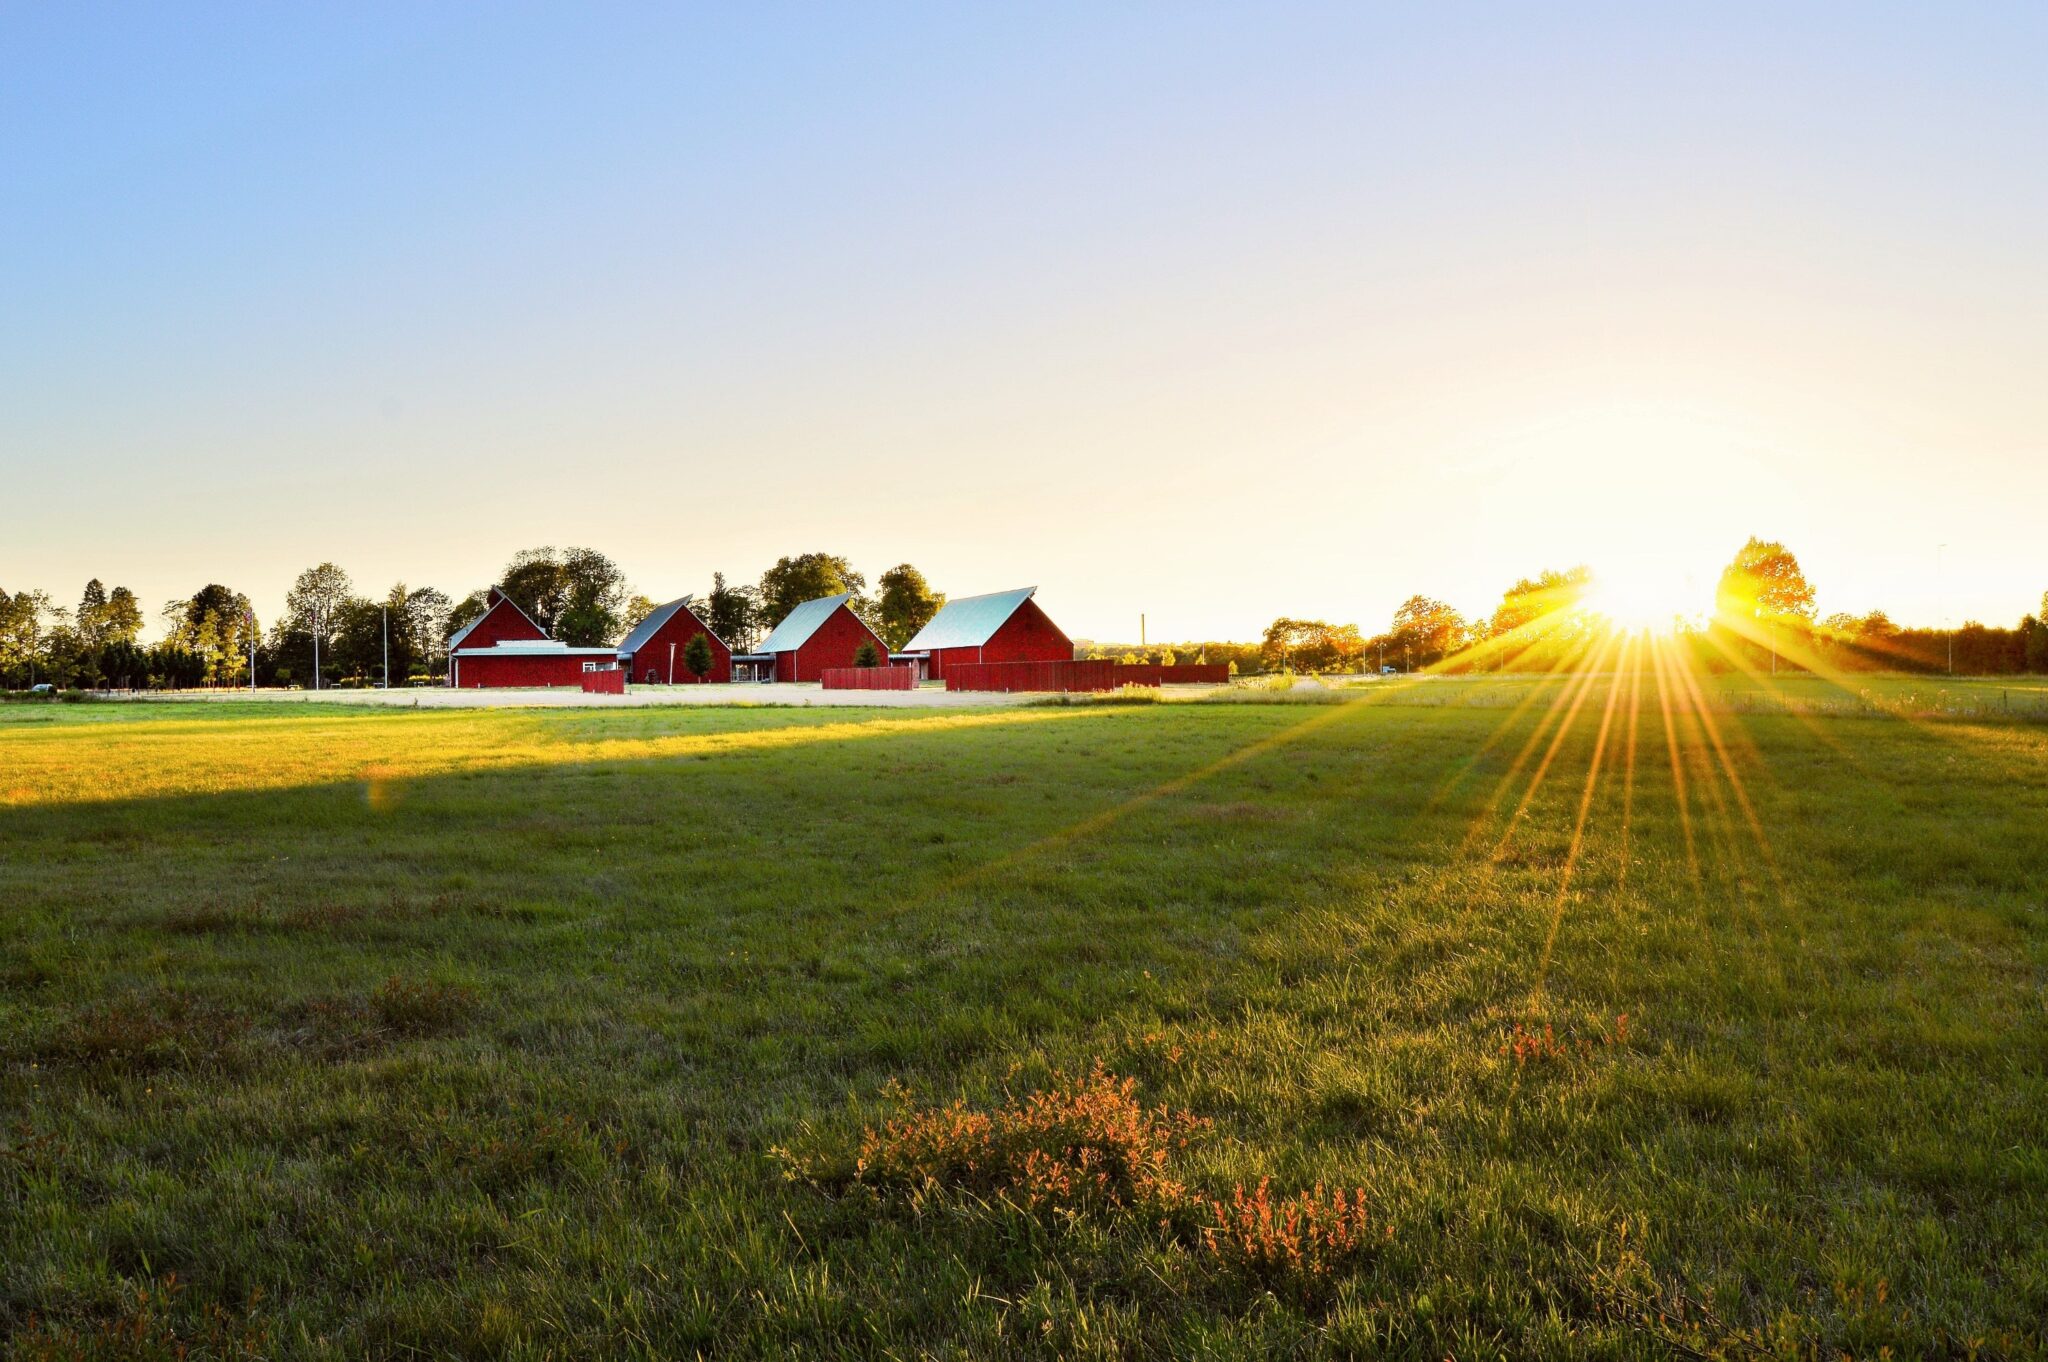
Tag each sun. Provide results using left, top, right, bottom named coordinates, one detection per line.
left=1586, top=567, right=1697, bottom=636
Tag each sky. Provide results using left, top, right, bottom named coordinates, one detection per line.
left=4, top=2, right=2044, bottom=642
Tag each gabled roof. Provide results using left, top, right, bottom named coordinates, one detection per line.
left=450, top=638, right=615, bottom=656
left=447, top=586, right=546, bottom=650
left=617, top=597, right=719, bottom=657
left=756, top=592, right=855, bottom=654
left=902, top=587, right=1036, bottom=652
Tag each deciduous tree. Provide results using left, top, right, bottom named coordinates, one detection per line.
left=1715, top=538, right=1815, bottom=624
left=759, top=553, right=865, bottom=628
left=682, top=631, right=715, bottom=682
left=76, top=580, right=109, bottom=649
left=1489, top=566, right=1591, bottom=639
left=1388, top=596, right=1469, bottom=670
left=499, top=547, right=629, bottom=645
left=873, top=564, right=942, bottom=651
left=1258, top=618, right=1363, bottom=673
left=704, top=573, right=761, bottom=651
left=102, top=587, right=143, bottom=644
left=285, top=565, right=353, bottom=643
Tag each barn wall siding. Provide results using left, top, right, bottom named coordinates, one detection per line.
left=780, top=606, right=889, bottom=682
left=926, top=598, right=1074, bottom=679
left=461, top=599, right=547, bottom=651
left=626, top=605, right=732, bottom=683
left=456, top=654, right=611, bottom=688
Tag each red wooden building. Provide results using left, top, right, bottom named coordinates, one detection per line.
left=899, top=586, right=1073, bottom=681
left=447, top=587, right=617, bottom=688
left=616, top=597, right=731, bottom=684
left=737, top=592, right=889, bottom=683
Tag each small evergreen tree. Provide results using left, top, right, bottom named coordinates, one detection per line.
left=852, top=639, right=881, bottom=668
left=682, top=631, right=715, bottom=683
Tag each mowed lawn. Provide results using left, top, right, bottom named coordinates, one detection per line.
left=2, top=688, right=2044, bottom=1359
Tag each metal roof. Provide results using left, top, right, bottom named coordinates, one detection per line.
left=450, top=640, right=616, bottom=656
left=755, top=592, right=854, bottom=654
left=616, top=597, right=706, bottom=657
left=901, top=587, right=1036, bottom=652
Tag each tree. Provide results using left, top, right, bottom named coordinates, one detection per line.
left=0, top=590, right=41, bottom=685
left=759, top=553, right=865, bottom=629
left=160, top=585, right=258, bottom=687
left=623, top=595, right=658, bottom=631
left=2024, top=612, right=2048, bottom=674
left=284, top=565, right=352, bottom=687
left=873, top=564, right=942, bottom=651
left=399, top=586, right=452, bottom=678
left=326, top=596, right=396, bottom=682
left=704, top=573, right=761, bottom=651
left=2, top=591, right=58, bottom=685
left=852, top=639, right=881, bottom=668
left=76, top=580, right=109, bottom=649
left=1259, top=618, right=1364, bottom=673
left=285, top=565, right=352, bottom=642
left=1715, top=538, right=1815, bottom=625
left=98, top=639, right=150, bottom=690
left=1489, top=566, right=1592, bottom=638
left=1388, top=596, right=1469, bottom=670
left=499, top=546, right=629, bottom=646
left=102, top=587, right=143, bottom=644
left=158, top=598, right=188, bottom=643
left=682, top=631, right=715, bottom=682
left=1713, top=537, right=1816, bottom=672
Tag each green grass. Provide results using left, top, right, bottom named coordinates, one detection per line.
left=2, top=686, right=2044, bottom=1358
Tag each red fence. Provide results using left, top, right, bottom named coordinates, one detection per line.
left=946, top=660, right=1231, bottom=692
left=821, top=665, right=917, bottom=691
left=579, top=668, right=625, bottom=695
left=1111, top=664, right=1231, bottom=685
left=946, top=660, right=1117, bottom=692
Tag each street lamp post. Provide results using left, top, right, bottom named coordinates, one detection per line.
left=382, top=606, right=390, bottom=689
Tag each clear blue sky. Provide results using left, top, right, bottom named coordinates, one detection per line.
left=5, top=3, right=2044, bottom=639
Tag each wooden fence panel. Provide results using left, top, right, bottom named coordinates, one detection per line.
left=946, top=660, right=1118, bottom=692
left=821, top=666, right=917, bottom=691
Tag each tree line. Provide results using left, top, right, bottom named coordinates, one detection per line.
left=8, top=536, right=2041, bottom=690
left=1, top=549, right=948, bottom=690
left=1085, top=540, right=2048, bottom=678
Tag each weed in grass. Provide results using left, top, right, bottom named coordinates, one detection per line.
left=790, top=1063, right=1209, bottom=1216
left=369, top=976, right=478, bottom=1035
left=39, top=992, right=251, bottom=1072
left=286, top=976, right=478, bottom=1056
left=9, top=1275, right=269, bottom=1362
left=780, top=1065, right=1386, bottom=1306
left=1500, top=1013, right=1630, bottom=1069
left=161, top=901, right=267, bottom=934
left=1200, top=1178, right=1383, bottom=1304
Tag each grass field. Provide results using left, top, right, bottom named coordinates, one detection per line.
left=3, top=679, right=2045, bottom=1359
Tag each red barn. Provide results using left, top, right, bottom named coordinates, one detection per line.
left=448, top=587, right=546, bottom=654
left=447, top=587, right=617, bottom=688
left=737, top=592, right=888, bottom=683
left=617, top=597, right=731, bottom=683
left=900, top=587, right=1072, bottom=681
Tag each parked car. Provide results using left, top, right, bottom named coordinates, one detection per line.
left=28, top=682, right=54, bottom=694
